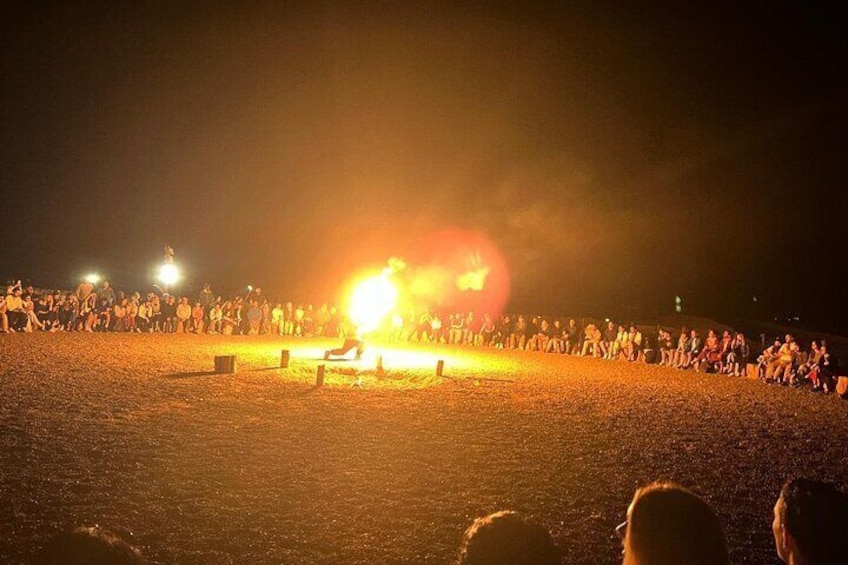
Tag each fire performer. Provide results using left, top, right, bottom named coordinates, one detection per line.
left=324, top=316, right=365, bottom=361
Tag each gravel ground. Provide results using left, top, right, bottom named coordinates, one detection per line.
left=1, top=333, right=846, bottom=564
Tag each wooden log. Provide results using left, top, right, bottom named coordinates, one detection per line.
left=837, top=376, right=848, bottom=397
left=316, top=364, right=325, bottom=387
left=214, top=355, right=237, bottom=374
left=280, top=349, right=290, bottom=369
left=746, top=363, right=758, bottom=379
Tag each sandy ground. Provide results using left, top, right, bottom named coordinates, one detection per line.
left=1, top=334, right=846, bottom=564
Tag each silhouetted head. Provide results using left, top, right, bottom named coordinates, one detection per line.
left=622, top=482, right=729, bottom=565
left=773, top=478, right=848, bottom=565
left=35, top=526, right=145, bottom=565
left=458, top=511, right=560, bottom=565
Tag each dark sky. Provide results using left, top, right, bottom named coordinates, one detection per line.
left=2, top=2, right=846, bottom=328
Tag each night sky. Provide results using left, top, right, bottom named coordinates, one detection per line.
left=2, top=3, right=846, bottom=329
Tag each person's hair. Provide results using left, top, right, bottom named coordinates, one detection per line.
left=35, top=526, right=145, bottom=565
left=458, top=510, right=560, bottom=565
left=778, top=478, right=848, bottom=564
left=623, top=482, right=730, bottom=565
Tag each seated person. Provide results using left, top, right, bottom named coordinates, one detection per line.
left=457, top=510, right=560, bottom=565
left=717, top=331, right=734, bottom=373
left=725, top=333, right=750, bottom=376
left=601, top=321, right=617, bottom=359
left=696, top=329, right=721, bottom=372
left=510, top=315, right=529, bottom=350
left=580, top=324, right=602, bottom=357
left=758, top=338, right=782, bottom=380
left=613, top=325, right=629, bottom=361
left=767, top=335, right=797, bottom=384
left=620, top=482, right=730, bottom=565
left=772, top=478, right=848, bottom=565
left=677, top=330, right=702, bottom=369
left=527, top=318, right=550, bottom=352
left=544, top=319, right=565, bottom=353
left=817, top=342, right=839, bottom=393
left=670, top=328, right=690, bottom=368
left=657, top=330, right=674, bottom=366
left=797, top=340, right=822, bottom=386
left=625, top=325, right=643, bottom=362
left=563, top=319, right=580, bottom=354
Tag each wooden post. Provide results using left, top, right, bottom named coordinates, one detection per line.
left=436, top=359, right=444, bottom=377
left=214, top=355, right=237, bottom=374
left=280, top=349, right=290, bottom=368
left=376, top=355, right=384, bottom=375
left=316, top=364, right=325, bottom=387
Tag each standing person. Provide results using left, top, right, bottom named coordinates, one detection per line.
left=97, top=281, right=116, bottom=309
left=198, top=284, right=214, bottom=312
left=324, top=317, right=365, bottom=360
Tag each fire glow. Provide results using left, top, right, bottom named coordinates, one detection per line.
left=343, top=230, right=510, bottom=336
left=347, top=269, right=399, bottom=334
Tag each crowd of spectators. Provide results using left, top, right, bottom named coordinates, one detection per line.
left=33, top=478, right=848, bottom=565
left=2, top=278, right=843, bottom=394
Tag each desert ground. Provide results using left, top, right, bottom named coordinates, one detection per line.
left=1, top=333, right=846, bottom=564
